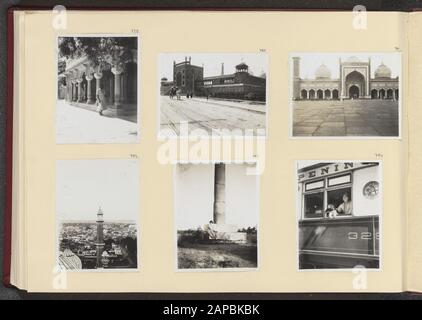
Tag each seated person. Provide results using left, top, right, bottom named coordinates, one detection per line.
left=337, top=193, right=353, bottom=215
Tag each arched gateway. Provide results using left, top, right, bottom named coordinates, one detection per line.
left=349, top=85, right=360, bottom=99
left=292, top=56, right=399, bottom=101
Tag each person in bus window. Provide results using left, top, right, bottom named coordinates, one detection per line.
left=325, top=204, right=338, bottom=219
left=337, top=193, right=353, bottom=215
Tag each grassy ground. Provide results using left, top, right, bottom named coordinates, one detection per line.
left=178, top=243, right=258, bottom=269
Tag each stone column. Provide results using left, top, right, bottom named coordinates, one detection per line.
left=86, top=74, right=94, bottom=104
left=366, top=68, right=370, bottom=98
left=122, top=73, right=128, bottom=104
left=77, top=79, right=83, bottom=103
left=68, top=79, right=72, bottom=102
left=213, top=164, right=226, bottom=225
left=112, top=66, right=123, bottom=108
left=72, top=81, right=77, bottom=101
left=340, top=67, right=346, bottom=100
left=94, top=72, right=103, bottom=93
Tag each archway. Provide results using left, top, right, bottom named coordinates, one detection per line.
left=371, top=89, right=378, bottom=99
left=332, top=89, right=339, bottom=100
left=74, top=83, right=78, bottom=101
left=301, top=89, right=308, bottom=100
left=379, top=89, right=386, bottom=99
left=387, top=89, right=394, bottom=100
left=345, top=71, right=365, bottom=99
left=309, top=89, right=315, bottom=100
left=317, top=89, right=323, bottom=100
left=324, top=89, right=331, bottom=100
left=102, top=69, right=114, bottom=106
left=349, top=85, right=359, bottom=99
left=126, top=61, right=137, bottom=104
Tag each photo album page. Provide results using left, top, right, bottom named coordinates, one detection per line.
left=9, top=10, right=420, bottom=292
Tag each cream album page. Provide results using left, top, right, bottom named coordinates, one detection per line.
left=407, top=12, right=422, bottom=293
left=13, top=10, right=406, bottom=292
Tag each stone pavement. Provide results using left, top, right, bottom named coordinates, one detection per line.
left=160, top=96, right=267, bottom=136
left=293, top=100, right=399, bottom=137
left=56, top=100, right=138, bottom=144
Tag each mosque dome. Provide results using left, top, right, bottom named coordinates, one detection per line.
left=374, top=63, right=392, bottom=79
left=315, top=64, right=331, bottom=79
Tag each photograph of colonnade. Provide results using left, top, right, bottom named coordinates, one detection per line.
left=57, top=36, right=139, bottom=144
left=291, top=53, right=401, bottom=138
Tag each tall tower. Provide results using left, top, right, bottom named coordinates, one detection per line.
left=221, top=63, right=225, bottom=76
left=213, top=164, right=226, bottom=225
left=292, top=57, right=301, bottom=100
left=95, top=207, right=105, bottom=268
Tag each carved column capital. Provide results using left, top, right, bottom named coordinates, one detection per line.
left=111, top=66, right=124, bottom=75
left=94, top=72, right=103, bottom=80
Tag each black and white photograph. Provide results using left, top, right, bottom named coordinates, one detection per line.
left=297, top=161, right=381, bottom=270
left=159, top=53, right=268, bottom=137
left=291, top=53, right=401, bottom=138
left=57, top=35, right=139, bottom=144
left=57, top=159, right=139, bottom=271
left=175, top=163, right=259, bottom=270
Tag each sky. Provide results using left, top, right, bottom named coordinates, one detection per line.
left=292, top=53, right=401, bottom=79
left=159, top=53, right=268, bottom=81
left=57, top=160, right=139, bottom=222
left=175, top=164, right=259, bottom=230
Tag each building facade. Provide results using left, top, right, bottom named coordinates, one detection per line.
left=161, top=57, right=266, bottom=101
left=292, top=56, right=399, bottom=101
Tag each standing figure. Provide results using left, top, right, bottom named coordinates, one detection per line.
left=96, top=87, right=106, bottom=116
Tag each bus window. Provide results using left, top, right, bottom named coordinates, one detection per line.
left=327, top=187, right=352, bottom=216
left=304, top=192, right=324, bottom=218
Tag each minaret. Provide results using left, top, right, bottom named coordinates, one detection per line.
left=339, top=58, right=342, bottom=99
left=95, top=207, right=105, bottom=268
left=213, top=164, right=226, bottom=225
left=368, top=57, right=372, bottom=98
left=292, top=57, right=301, bottom=100
left=221, top=63, right=225, bottom=76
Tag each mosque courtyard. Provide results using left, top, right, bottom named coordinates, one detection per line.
left=292, top=99, right=399, bottom=137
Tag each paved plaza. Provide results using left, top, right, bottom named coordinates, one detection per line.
left=160, top=96, right=266, bottom=136
left=56, top=100, right=138, bottom=144
left=292, top=100, right=399, bottom=137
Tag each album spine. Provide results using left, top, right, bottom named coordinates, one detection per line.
left=3, top=7, right=15, bottom=287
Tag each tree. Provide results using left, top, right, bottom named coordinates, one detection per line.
left=58, top=37, right=137, bottom=72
